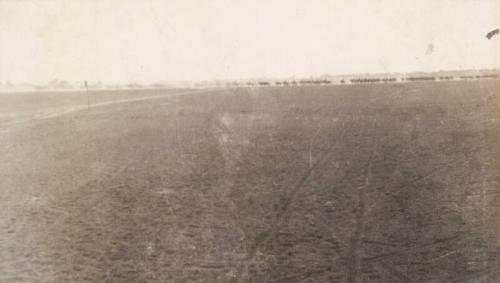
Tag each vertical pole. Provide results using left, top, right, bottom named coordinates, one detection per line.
left=85, top=80, right=89, bottom=109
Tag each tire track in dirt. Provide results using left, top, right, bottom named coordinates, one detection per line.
left=1, top=90, right=239, bottom=282
left=231, top=113, right=353, bottom=283
left=346, top=132, right=376, bottom=283
left=0, top=89, right=214, bottom=131
left=3, top=82, right=499, bottom=282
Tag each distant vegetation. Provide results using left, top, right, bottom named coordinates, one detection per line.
left=475, top=74, right=498, bottom=79
left=298, top=79, right=331, bottom=85
left=1, top=71, right=498, bottom=93
left=381, top=78, right=397, bottom=82
left=439, top=76, right=454, bottom=80
left=459, top=75, right=475, bottom=80
left=279, top=81, right=298, bottom=86
left=405, top=76, right=436, bottom=81
left=351, top=78, right=381, bottom=84
left=349, top=77, right=397, bottom=84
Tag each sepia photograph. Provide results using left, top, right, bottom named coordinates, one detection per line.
left=1, top=0, right=499, bottom=282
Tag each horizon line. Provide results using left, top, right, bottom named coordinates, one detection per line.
left=1, top=68, right=499, bottom=86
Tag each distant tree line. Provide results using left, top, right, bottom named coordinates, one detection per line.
left=350, top=78, right=381, bottom=83
left=298, top=79, right=331, bottom=85
left=381, top=78, right=397, bottom=82
left=246, top=80, right=333, bottom=86
left=269, top=79, right=332, bottom=86
left=438, top=76, right=454, bottom=80
left=349, top=77, right=398, bottom=84
left=474, top=74, right=498, bottom=79
left=405, top=76, right=436, bottom=81
left=459, top=75, right=475, bottom=80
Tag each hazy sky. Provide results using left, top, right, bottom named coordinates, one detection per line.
left=0, top=0, right=498, bottom=83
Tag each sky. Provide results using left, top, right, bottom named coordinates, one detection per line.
left=0, top=0, right=499, bottom=83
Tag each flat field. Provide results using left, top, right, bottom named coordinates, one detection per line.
left=1, top=81, right=499, bottom=282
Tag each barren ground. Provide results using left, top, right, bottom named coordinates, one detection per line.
left=1, top=81, right=499, bottom=282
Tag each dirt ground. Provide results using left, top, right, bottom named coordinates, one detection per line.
left=1, top=81, right=499, bottom=282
